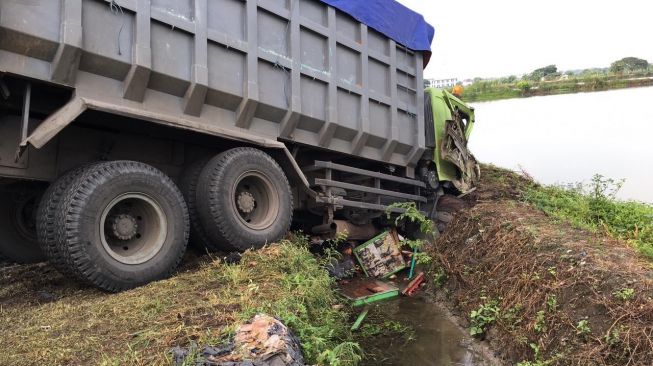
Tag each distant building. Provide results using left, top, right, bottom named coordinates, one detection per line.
left=462, top=79, right=474, bottom=87
left=425, top=78, right=459, bottom=88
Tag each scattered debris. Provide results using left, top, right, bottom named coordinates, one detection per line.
left=401, top=272, right=426, bottom=297
left=312, top=220, right=377, bottom=241
left=350, top=308, right=370, bottom=331
left=325, top=254, right=357, bottom=280
left=353, top=230, right=406, bottom=278
left=407, top=247, right=418, bottom=279
left=224, top=252, right=242, bottom=264
left=172, top=314, right=305, bottom=366
left=171, top=345, right=189, bottom=364
left=339, top=278, right=399, bottom=307
left=230, top=314, right=304, bottom=365
left=317, top=221, right=432, bottom=335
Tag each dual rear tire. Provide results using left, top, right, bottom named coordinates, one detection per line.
left=185, top=148, right=293, bottom=252
left=1, top=147, right=291, bottom=291
left=37, top=161, right=189, bottom=292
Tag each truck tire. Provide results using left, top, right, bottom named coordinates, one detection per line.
left=179, top=158, right=221, bottom=252
left=0, top=190, right=45, bottom=263
left=36, top=165, right=97, bottom=276
left=53, top=161, right=189, bottom=292
left=196, top=148, right=292, bottom=251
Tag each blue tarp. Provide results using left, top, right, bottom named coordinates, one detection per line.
left=319, top=0, right=434, bottom=53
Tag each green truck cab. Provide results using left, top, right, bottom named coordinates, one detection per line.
left=426, top=88, right=480, bottom=194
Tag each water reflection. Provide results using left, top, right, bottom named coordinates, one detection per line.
left=469, top=87, right=653, bottom=203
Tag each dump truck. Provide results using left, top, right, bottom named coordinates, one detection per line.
left=0, top=0, right=478, bottom=291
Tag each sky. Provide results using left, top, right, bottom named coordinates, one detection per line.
left=396, top=0, right=653, bottom=80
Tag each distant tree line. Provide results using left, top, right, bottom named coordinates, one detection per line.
left=468, top=57, right=650, bottom=86
left=460, top=57, right=653, bottom=102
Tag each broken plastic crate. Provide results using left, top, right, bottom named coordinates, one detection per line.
left=353, top=230, right=406, bottom=278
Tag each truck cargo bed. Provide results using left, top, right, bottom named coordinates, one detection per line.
left=0, top=0, right=426, bottom=168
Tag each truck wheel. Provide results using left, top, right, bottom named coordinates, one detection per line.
left=196, top=148, right=292, bottom=251
left=0, top=190, right=45, bottom=263
left=36, top=165, right=96, bottom=276
left=179, top=158, right=221, bottom=252
left=54, top=161, right=189, bottom=292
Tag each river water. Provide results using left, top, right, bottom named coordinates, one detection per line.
left=469, top=87, right=653, bottom=203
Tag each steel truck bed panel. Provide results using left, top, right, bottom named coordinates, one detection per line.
left=0, top=0, right=425, bottom=167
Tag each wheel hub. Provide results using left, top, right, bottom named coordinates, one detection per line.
left=100, top=193, right=167, bottom=265
left=108, top=214, right=138, bottom=241
left=237, top=191, right=256, bottom=214
left=231, top=171, right=279, bottom=231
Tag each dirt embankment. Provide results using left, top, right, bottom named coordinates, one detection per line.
left=430, top=166, right=653, bottom=365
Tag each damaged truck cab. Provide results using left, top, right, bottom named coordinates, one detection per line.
left=426, top=88, right=480, bottom=194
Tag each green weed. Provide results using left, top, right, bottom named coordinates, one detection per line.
left=432, top=265, right=448, bottom=288
left=612, top=288, right=635, bottom=301
left=386, top=201, right=435, bottom=236
left=529, top=342, right=542, bottom=361
left=317, top=342, right=363, bottom=366
left=546, top=266, right=557, bottom=277
left=576, top=319, right=591, bottom=337
left=546, top=294, right=558, bottom=312
left=605, top=325, right=627, bottom=346
left=524, top=174, right=653, bottom=260
left=470, top=299, right=500, bottom=336
left=502, top=304, right=523, bottom=328
left=516, top=343, right=565, bottom=366
left=413, top=252, right=433, bottom=265
left=534, top=310, right=547, bottom=333
left=0, top=238, right=360, bottom=365
left=359, top=320, right=414, bottom=340
left=386, top=202, right=436, bottom=267
left=190, top=237, right=359, bottom=365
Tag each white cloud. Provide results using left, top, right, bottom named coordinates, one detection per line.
left=397, top=0, right=653, bottom=80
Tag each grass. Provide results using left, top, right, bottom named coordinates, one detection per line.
left=0, top=236, right=360, bottom=365
left=523, top=174, right=653, bottom=260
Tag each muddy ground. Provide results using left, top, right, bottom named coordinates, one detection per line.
left=429, top=165, right=653, bottom=365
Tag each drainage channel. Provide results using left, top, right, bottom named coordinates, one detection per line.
left=359, top=295, right=499, bottom=366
